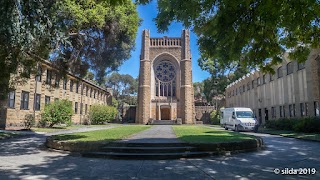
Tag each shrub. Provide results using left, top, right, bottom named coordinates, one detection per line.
left=293, top=117, right=320, bottom=133
left=265, top=117, right=320, bottom=133
left=89, top=104, right=117, bottom=124
left=210, top=110, right=220, bottom=125
left=41, top=100, right=73, bottom=127
left=24, top=114, right=35, bottom=129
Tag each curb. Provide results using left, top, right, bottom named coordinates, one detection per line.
left=46, top=137, right=264, bottom=154
left=258, top=131, right=320, bottom=142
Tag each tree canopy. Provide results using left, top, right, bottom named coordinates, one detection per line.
left=138, top=0, right=320, bottom=74
left=0, top=0, right=139, bottom=98
left=106, top=72, right=138, bottom=105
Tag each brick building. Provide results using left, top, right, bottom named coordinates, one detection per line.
left=136, top=30, right=195, bottom=124
left=225, top=49, right=320, bottom=125
left=0, top=60, right=112, bottom=129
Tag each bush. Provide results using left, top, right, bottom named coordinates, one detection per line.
left=89, top=104, right=117, bottom=124
left=293, top=117, right=320, bottom=133
left=265, top=117, right=320, bottom=133
left=24, top=114, right=35, bottom=129
left=41, top=100, right=73, bottom=127
left=210, top=110, right=220, bottom=125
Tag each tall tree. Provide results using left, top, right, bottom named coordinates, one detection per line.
left=106, top=72, right=138, bottom=105
left=193, top=81, right=205, bottom=104
left=0, top=0, right=139, bottom=98
left=138, top=0, right=320, bottom=73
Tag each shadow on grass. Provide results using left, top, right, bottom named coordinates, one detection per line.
left=51, top=134, right=88, bottom=141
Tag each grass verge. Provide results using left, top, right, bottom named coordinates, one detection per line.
left=31, top=124, right=111, bottom=133
left=258, top=128, right=320, bottom=142
left=0, top=132, right=20, bottom=140
left=50, top=125, right=151, bottom=142
left=173, top=125, right=255, bottom=143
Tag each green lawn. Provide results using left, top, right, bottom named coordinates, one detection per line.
left=50, top=125, right=151, bottom=142
left=0, top=132, right=19, bottom=140
left=258, top=128, right=320, bottom=141
left=31, top=124, right=112, bottom=133
left=173, top=125, right=255, bottom=143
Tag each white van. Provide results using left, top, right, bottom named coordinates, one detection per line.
left=220, top=107, right=259, bottom=132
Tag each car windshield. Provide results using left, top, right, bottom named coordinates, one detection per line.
left=236, top=111, right=253, bottom=118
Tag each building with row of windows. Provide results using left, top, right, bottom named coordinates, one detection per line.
left=0, top=60, right=112, bottom=129
left=225, top=49, right=320, bottom=125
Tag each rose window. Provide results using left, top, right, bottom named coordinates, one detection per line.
left=155, top=61, right=176, bottom=82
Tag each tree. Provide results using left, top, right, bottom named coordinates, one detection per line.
left=138, top=0, right=320, bottom=73
left=0, top=0, right=139, bottom=99
left=203, top=65, right=249, bottom=100
left=193, top=82, right=205, bottom=105
left=106, top=72, right=138, bottom=105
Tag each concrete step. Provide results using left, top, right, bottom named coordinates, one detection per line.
left=151, top=120, right=176, bottom=125
left=82, top=151, right=212, bottom=160
left=106, top=142, right=190, bottom=147
left=100, top=146, right=197, bottom=153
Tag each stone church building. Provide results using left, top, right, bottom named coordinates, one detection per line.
left=136, top=30, right=195, bottom=124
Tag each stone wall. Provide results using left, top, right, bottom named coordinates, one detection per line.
left=122, top=105, right=136, bottom=123
left=137, top=29, right=195, bottom=124
left=225, top=49, right=320, bottom=124
left=195, top=106, right=216, bottom=124
left=1, top=62, right=111, bottom=129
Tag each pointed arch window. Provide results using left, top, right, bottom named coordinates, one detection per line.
left=155, top=60, right=176, bottom=97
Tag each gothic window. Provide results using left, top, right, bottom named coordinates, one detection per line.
left=155, top=61, right=176, bottom=97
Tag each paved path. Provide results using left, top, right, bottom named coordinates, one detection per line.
left=0, top=125, right=114, bottom=137
left=0, top=125, right=319, bottom=179
left=119, top=125, right=183, bottom=143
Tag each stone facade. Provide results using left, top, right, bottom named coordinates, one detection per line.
left=0, top=61, right=112, bottom=129
left=136, top=30, right=195, bottom=124
left=225, top=49, right=320, bottom=125
left=194, top=106, right=216, bottom=124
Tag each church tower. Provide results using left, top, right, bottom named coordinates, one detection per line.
left=136, top=30, right=194, bottom=124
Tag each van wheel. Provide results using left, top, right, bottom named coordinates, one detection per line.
left=224, top=125, right=228, bottom=130
left=235, top=125, right=239, bottom=132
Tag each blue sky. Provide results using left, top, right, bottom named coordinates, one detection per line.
left=117, top=1, right=210, bottom=82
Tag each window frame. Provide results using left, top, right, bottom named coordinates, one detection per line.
left=35, top=66, right=42, bottom=82
left=45, top=96, right=50, bottom=105
left=271, top=107, right=276, bottom=119
left=314, top=101, right=319, bottom=116
left=8, top=91, right=15, bottom=108
left=20, top=91, right=29, bottom=110
left=63, top=78, right=67, bottom=90
left=75, top=102, right=78, bottom=114
left=300, top=103, right=305, bottom=117
left=55, top=73, right=60, bottom=87
left=34, top=94, right=41, bottom=111
left=46, top=69, right=52, bottom=84
left=76, top=81, right=79, bottom=93
left=70, top=80, right=74, bottom=92
left=286, top=62, right=293, bottom=75
left=80, top=103, right=83, bottom=115
left=257, top=77, right=261, bottom=86
left=277, top=66, right=283, bottom=78
left=262, top=74, right=266, bottom=84
left=298, top=62, right=305, bottom=70
left=269, top=73, right=274, bottom=81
